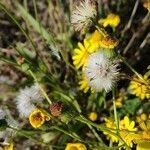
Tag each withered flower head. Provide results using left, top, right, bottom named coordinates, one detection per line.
left=71, top=0, right=97, bottom=33
left=49, top=102, right=63, bottom=117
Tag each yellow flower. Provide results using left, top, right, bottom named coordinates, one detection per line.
left=99, top=36, right=118, bottom=49
left=119, top=130, right=137, bottom=148
left=132, top=117, right=150, bottom=149
left=65, top=143, right=87, bottom=150
left=89, top=29, right=118, bottom=49
left=72, top=39, right=98, bottom=69
left=79, top=74, right=93, bottom=93
left=120, top=116, right=137, bottom=131
left=115, top=97, right=123, bottom=108
left=88, top=112, right=98, bottom=121
left=137, top=113, right=148, bottom=124
left=134, top=126, right=150, bottom=149
left=136, top=141, right=150, bottom=150
left=4, top=143, right=13, bottom=150
left=104, top=117, right=118, bottom=143
left=98, top=13, right=120, bottom=28
left=29, top=108, right=50, bottom=128
left=104, top=116, right=137, bottom=147
left=78, top=74, right=95, bottom=93
left=118, top=116, right=137, bottom=148
left=72, top=29, right=118, bottom=69
left=143, top=0, right=150, bottom=11
left=129, top=75, right=150, bottom=100
left=89, top=30, right=105, bottom=46
left=78, top=75, right=91, bottom=93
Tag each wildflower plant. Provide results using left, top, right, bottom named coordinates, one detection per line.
left=0, top=0, right=149, bottom=150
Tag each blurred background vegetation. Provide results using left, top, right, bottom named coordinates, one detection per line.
left=0, top=0, right=149, bottom=149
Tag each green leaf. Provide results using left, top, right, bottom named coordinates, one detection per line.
left=16, top=43, right=36, bottom=59
left=17, top=4, right=60, bottom=60
left=21, top=63, right=30, bottom=72
left=118, top=98, right=141, bottom=117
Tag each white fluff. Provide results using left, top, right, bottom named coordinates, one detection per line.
left=0, top=108, right=20, bottom=145
left=16, top=84, right=43, bottom=118
left=0, top=107, right=19, bottom=128
left=85, top=52, right=119, bottom=92
left=0, top=108, right=6, bottom=120
left=0, top=128, right=13, bottom=145
left=0, top=75, right=14, bottom=85
left=71, top=0, right=97, bottom=32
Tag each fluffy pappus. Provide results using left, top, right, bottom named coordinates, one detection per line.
left=85, top=51, right=119, bottom=92
left=16, top=84, right=43, bottom=118
left=71, top=0, right=97, bottom=33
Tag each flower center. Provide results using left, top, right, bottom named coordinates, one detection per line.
left=33, top=112, right=43, bottom=121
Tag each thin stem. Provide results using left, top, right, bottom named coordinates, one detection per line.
left=118, top=54, right=146, bottom=83
left=112, top=88, right=119, bottom=130
left=29, top=70, right=52, bottom=104
left=121, top=0, right=139, bottom=36
left=51, top=126, right=83, bottom=142
left=123, top=33, right=137, bottom=55
left=76, top=115, right=131, bottom=149
left=87, top=124, right=105, bottom=144
left=10, top=127, right=63, bottom=149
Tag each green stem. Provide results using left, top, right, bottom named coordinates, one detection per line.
left=118, top=54, right=146, bottom=82
left=76, top=115, right=131, bottom=149
left=10, top=127, right=63, bottom=149
left=87, top=124, right=105, bottom=144
left=29, top=70, right=52, bottom=104
left=51, top=126, right=83, bottom=142
left=112, top=88, right=119, bottom=130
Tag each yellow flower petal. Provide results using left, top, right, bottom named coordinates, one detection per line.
left=137, top=142, right=150, bottom=150
left=98, top=13, right=120, bottom=28
left=4, top=143, right=13, bottom=150
left=129, top=75, right=150, bottom=100
left=88, top=112, right=98, bottom=121
left=65, top=143, right=87, bottom=150
left=29, top=109, right=50, bottom=128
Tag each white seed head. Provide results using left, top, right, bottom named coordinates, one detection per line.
left=0, top=108, right=6, bottom=120
left=0, top=128, right=14, bottom=145
left=0, top=107, right=20, bottom=129
left=0, top=75, right=14, bottom=85
left=85, top=52, right=119, bottom=92
left=71, top=0, right=97, bottom=33
left=16, top=84, right=43, bottom=118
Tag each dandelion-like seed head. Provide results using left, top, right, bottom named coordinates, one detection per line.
left=85, top=51, right=119, bottom=92
left=16, top=84, right=44, bottom=118
left=71, top=0, right=97, bottom=33
left=0, top=108, right=6, bottom=120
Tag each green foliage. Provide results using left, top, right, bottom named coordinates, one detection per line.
left=0, top=0, right=149, bottom=149
left=17, top=4, right=61, bottom=60
left=118, top=98, right=141, bottom=117
left=0, top=119, right=7, bottom=131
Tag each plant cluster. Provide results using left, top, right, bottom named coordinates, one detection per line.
left=0, top=0, right=149, bottom=150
